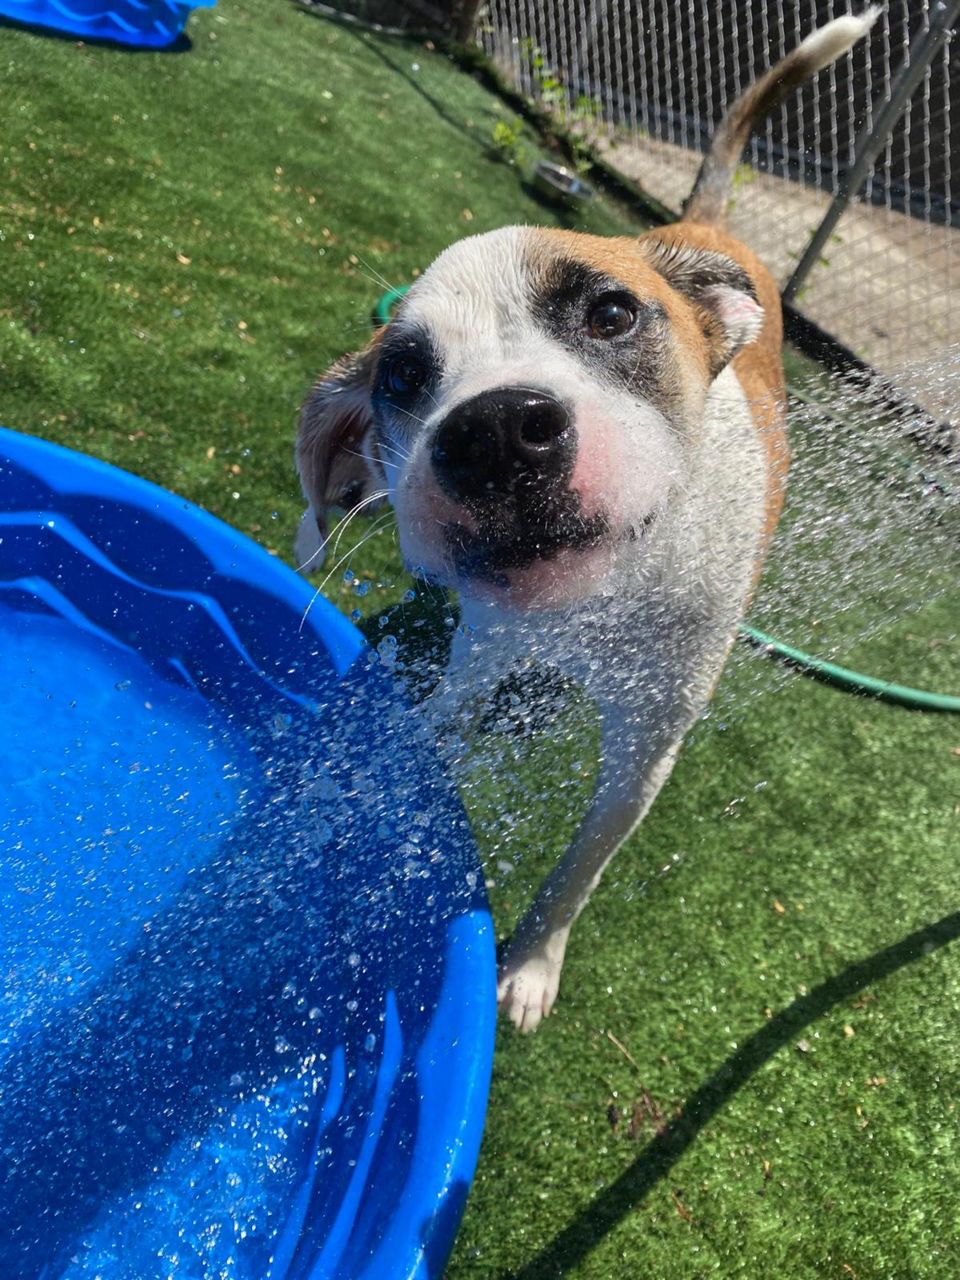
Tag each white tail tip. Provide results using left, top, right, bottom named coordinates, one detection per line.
left=800, top=7, right=881, bottom=73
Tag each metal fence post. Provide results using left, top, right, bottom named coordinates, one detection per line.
left=453, top=0, right=485, bottom=43
left=781, top=0, right=960, bottom=305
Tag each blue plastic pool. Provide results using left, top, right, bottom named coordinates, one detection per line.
left=0, top=0, right=214, bottom=47
left=0, top=426, right=496, bottom=1279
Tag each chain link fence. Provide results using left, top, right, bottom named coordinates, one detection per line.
left=479, top=0, right=959, bottom=416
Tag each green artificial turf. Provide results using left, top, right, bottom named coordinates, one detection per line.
left=2, top=4, right=958, bottom=1277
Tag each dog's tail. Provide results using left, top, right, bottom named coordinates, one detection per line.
left=682, top=8, right=879, bottom=227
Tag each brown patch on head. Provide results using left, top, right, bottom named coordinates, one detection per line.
left=524, top=226, right=772, bottom=416
left=529, top=227, right=714, bottom=373
left=522, top=228, right=718, bottom=432
left=525, top=223, right=788, bottom=563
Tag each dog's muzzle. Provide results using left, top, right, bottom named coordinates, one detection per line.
left=429, top=387, right=610, bottom=585
left=431, top=387, right=575, bottom=507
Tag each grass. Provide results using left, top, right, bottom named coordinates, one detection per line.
left=2, top=4, right=959, bottom=1277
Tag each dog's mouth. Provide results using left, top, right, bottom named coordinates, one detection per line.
left=440, top=491, right=652, bottom=588
left=444, top=512, right=607, bottom=585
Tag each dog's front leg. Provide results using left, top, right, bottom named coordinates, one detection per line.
left=496, top=697, right=684, bottom=1032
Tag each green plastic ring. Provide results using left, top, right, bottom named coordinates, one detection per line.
left=373, top=284, right=411, bottom=327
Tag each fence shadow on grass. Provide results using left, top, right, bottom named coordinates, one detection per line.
left=295, top=1, right=490, bottom=155
left=504, top=909, right=960, bottom=1280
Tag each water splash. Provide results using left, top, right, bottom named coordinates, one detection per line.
left=752, top=349, right=958, bottom=657
left=368, top=351, right=959, bottom=919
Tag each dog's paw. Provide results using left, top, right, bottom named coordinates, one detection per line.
left=496, top=938, right=567, bottom=1032
left=497, top=956, right=559, bottom=1032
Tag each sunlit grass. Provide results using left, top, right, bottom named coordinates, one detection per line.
left=2, top=5, right=958, bottom=1276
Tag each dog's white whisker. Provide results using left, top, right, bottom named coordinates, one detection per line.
left=341, top=489, right=390, bottom=522
left=337, top=510, right=395, bottom=569
left=419, top=383, right=442, bottom=412
left=391, top=403, right=431, bottom=430
left=327, top=490, right=391, bottom=563
left=351, top=255, right=400, bottom=297
left=373, top=437, right=412, bottom=468
left=294, top=488, right=389, bottom=575
left=295, top=542, right=328, bottom=574
left=299, top=513, right=396, bottom=630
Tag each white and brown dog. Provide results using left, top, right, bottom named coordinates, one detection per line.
left=295, top=11, right=878, bottom=1030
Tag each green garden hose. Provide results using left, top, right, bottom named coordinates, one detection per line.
left=373, top=286, right=958, bottom=713
left=739, top=625, right=960, bottom=712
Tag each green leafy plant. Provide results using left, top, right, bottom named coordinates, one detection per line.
left=518, top=37, right=605, bottom=168
left=489, top=115, right=526, bottom=165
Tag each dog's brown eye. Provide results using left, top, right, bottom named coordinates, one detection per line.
left=587, top=297, right=636, bottom=339
left=385, top=353, right=426, bottom=398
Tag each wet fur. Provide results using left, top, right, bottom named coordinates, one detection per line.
left=294, top=11, right=877, bottom=1029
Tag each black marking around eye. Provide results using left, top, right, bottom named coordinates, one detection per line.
left=530, top=257, right=666, bottom=393
left=531, top=258, right=609, bottom=328
left=371, top=326, right=441, bottom=429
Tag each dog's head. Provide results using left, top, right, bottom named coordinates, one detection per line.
left=296, top=226, right=763, bottom=609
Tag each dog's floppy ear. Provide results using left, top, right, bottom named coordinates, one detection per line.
left=295, top=342, right=384, bottom=573
left=642, top=240, right=764, bottom=377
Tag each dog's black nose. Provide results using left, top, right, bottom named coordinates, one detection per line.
left=431, top=388, right=574, bottom=505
